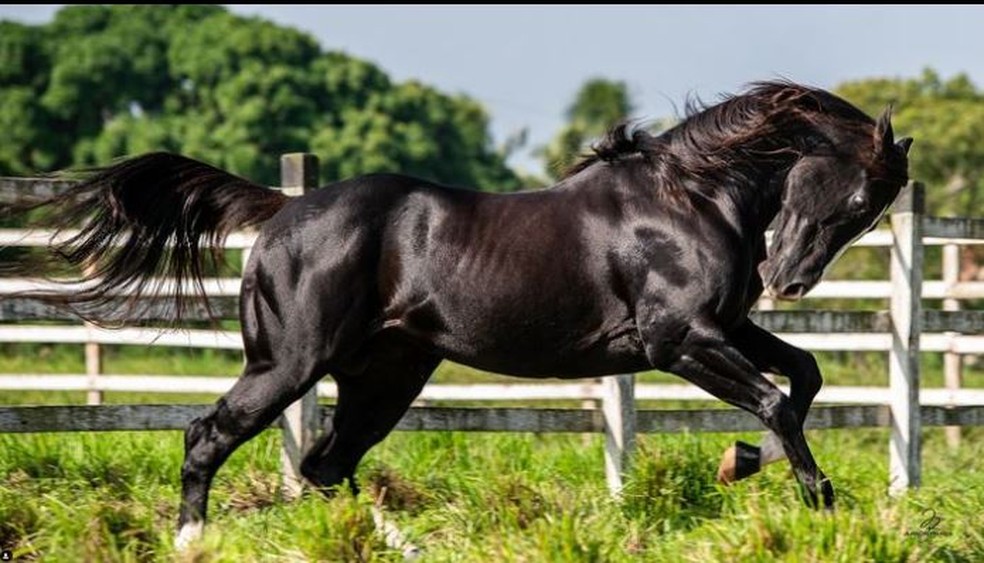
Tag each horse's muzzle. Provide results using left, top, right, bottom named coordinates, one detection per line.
left=760, top=259, right=813, bottom=302
left=776, top=282, right=807, bottom=301
left=764, top=282, right=807, bottom=301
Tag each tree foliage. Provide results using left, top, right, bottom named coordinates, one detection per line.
left=0, top=5, right=521, bottom=190
left=537, top=78, right=635, bottom=181
left=836, top=68, right=984, bottom=216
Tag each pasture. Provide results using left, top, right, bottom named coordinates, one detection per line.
left=2, top=352, right=983, bottom=562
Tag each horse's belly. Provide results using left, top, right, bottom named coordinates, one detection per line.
left=417, top=321, right=651, bottom=379
left=385, top=278, right=650, bottom=377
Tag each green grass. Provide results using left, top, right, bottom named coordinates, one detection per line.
left=1, top=427, right=982, bottom=561
left=1, top=339, right=983, bottom=560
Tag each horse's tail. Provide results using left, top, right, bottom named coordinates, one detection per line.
left=0, top=152, right=289, bottom=324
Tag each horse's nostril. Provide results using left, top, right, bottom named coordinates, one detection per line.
left=779, top=283, right=807, bottom=301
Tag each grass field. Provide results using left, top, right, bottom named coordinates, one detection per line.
left=2, top=425, right=982, bottom=561
left=1, top=343, right=983, bottom=561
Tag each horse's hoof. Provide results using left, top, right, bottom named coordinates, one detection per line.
left=795, top=481, right=820, bottom=509
left=175, top=521, right=203, bottom=551
left=310, top=481, right=354, bottom=500
left=717, top=445, right=737, bottom=484
left=796, top=475, right=834, bottom=511
left=717, top=441, right=761, bottom=484
left=820, top=477, right=835, bottom=511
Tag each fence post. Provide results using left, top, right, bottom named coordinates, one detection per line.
left=580, top=378, right=601, bottom=447
left=602, top=373, right=636, bottom=495
left=942, top=243, right=962, bottom=448
left=888, top=181, right=923, bottom=495
left=84, top=338, right=102, bottom=405
left=279, top=153, right=321, bottom=498
left=83, top=264, right=102, bottom=405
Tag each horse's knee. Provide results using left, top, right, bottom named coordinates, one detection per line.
left=794, top=349, right=822, bottom=398
left=758, top=389, right=794, bottom=430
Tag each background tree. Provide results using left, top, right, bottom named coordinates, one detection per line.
left=537, top=78, right=635, bottom=180
left=836, top=68, right=984, bottom=217
left=0, top=20, right=58, bottom=174
left=0, top=5, right=521, bottom=191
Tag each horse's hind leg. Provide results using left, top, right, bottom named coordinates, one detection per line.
left=176, top=359, right=321, bottom=549
left=301, top=336, right=440, bottom=495
left=176, top=258, right=342, bottom=549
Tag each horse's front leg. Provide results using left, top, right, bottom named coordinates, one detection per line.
left=716, top=321, right=823, bottom=484
left=643, top=322, right=833, bottom=509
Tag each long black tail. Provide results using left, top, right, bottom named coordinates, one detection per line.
left=0, top=152, right=289, bottom=324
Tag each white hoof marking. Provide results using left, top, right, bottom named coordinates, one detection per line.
left=175, top=521, right=203, bottom=551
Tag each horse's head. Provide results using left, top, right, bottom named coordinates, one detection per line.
left=759, top=107, right=912, bottom=301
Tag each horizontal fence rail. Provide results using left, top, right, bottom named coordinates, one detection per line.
left=4, top=376, right=984, bottom=406
left=2, top=404, right=983, bottom=434
left=0, top=228, right=259, bottom=249
left=3, top=313, right=983, bottom=351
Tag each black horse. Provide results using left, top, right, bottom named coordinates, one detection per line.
left=1, top=81, right=911, bottom=548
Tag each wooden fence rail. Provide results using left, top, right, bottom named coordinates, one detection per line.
left=2, top=404, right=983, bottom=435
left=2, top=164, right=983, bottom=496
left=6, top=377, right=984, bottom=406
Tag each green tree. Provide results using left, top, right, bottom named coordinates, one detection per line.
left=836, top=68, right=984, bottom=217
left=0, top=21, right=57, bottom=173
left=0, top=5, right=521, bottom=191
left=312, top=81, right=522, bottom=191
left=538, top=78, right=635, bottom=180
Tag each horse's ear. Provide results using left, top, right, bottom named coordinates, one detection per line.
left=897, top=137, right=913, bottom=155
left=874, top=105, right=894, bottom=154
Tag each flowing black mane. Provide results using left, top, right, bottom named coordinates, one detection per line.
left=564, top=81, right=876, bottom=181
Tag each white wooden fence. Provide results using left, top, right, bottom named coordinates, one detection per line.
left=2, top=156, right=983, bottom=496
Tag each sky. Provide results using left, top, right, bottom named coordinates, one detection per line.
left=3, top=5, right=984, bottom=174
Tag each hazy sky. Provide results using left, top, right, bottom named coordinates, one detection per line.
left=3, top=5, right=984, bottom=173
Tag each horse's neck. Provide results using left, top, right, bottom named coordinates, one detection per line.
left=736, top=169, right=786, bottom=236
left=674, top=149, right=790, bottom=239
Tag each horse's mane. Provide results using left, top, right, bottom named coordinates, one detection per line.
left=563, top=81, right=875, bottom=182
